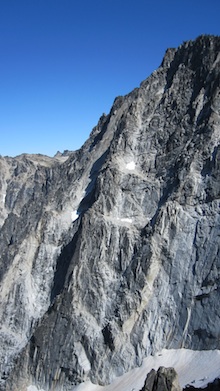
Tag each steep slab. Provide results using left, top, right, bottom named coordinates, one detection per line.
left=0, top=35, right=220, bottom=391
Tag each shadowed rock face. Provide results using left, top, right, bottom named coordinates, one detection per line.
left=141, top=367, right=182, bottom=391
left=184, top=378, right=220, bottom=391
left=0, top=35, right=220, bottom=391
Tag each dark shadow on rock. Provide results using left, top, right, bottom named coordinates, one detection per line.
left=184, top=378, right=220, bottom=391
left=77, top=149, right=110, bottom=215
left=50, top=149, right=110, bottom=303
left=50, top=220, right=82, bottom=303
left=150, top=176, right=180, bottom=228
left=89, top=114, right=111, bottom=152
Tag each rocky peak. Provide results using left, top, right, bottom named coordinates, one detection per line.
left=0, top=35, right=220, bottom=391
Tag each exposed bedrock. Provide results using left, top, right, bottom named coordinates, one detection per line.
left=0, top=35, right=220, bottom=390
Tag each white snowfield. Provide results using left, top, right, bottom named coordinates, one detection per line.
left=75, top=349, right=220, bottom=391
left=28, top=349, right=220, bottom=391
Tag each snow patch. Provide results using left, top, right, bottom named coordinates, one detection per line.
left=57, top=206, right=80, bottom=228
left=75, top=383, right=101, bottom=391
left=2, top=193, right=6, bottom=204
left=155, top=87, right=164, bottom=96
left=71, top=210, right=79, bottom=221
left=73, top=349, right=220, bottom=391
left=126, top=161, right=135, bottom=170
left=117, top=217, right=133, bottom=224
left=27, top=386, right=45, bottom=391
left=120, top=218, right=133, bottom=223
left=75, top=342, right=91, bottom=373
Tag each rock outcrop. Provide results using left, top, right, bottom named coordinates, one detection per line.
left=140, top=367, right=220, bottom=391
left=141, top=367, right=182, bottom=391
left=0, top=35, right=220, bottom=391
left=184, top=378, right=220, bottom=391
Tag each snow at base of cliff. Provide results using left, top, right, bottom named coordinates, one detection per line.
left=27, top=348, right=220, bottom=391
left=74, top=349, right=220, bottom=391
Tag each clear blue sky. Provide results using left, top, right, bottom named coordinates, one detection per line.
left=1, top=0, right=220, bottom=157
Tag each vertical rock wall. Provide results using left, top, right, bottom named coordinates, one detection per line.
left=0, top=35, right=220, bottom=390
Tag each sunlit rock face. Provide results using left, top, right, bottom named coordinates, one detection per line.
left=0, top=35, right=220, bottom=391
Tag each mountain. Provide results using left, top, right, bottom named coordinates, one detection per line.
left=0, top=35, right=220, bottom=391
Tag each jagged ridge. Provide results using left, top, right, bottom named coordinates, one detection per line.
left=0, top=35, right=220, bottom=391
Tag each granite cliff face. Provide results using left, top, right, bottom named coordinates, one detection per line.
left=0, top=35, right=220, bottom=391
